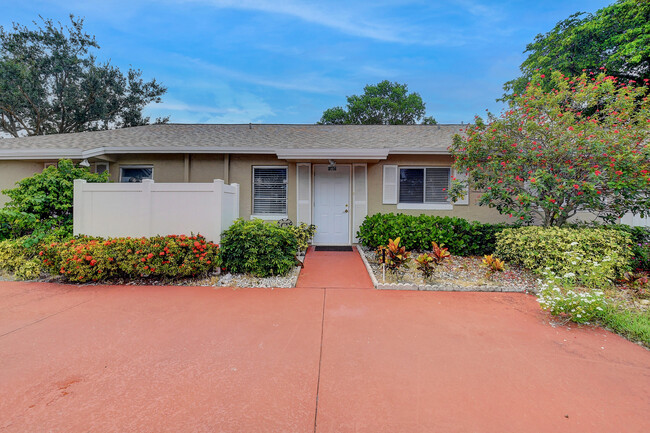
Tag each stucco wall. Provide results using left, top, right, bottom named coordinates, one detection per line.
left=367, top=154, right=510, bottom=223
left=228, top=154, right=297, bottom=222
left=109, top=154, right=187, bottom=183
left=189, top=154, right=225, bottom=182
left=0, top=161, right=50, bottom=206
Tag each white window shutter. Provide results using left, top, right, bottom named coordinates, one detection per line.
left=453, top=167, right=469, bottom=205
left=353, top=164, right=368, bottom=242
left=382, top=165, right=398, bottom=204
left=296, top=163, right=311, bottom=224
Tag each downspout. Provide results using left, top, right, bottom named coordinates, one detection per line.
left=184, top=154, right=190, bottom=182
left=224, top=154, right=230, bottom=184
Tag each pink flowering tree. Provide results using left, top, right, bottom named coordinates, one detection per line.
left=449, top=71, right=649, bottom=226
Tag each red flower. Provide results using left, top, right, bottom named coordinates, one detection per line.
left=147, top=253, right=154, bottom=259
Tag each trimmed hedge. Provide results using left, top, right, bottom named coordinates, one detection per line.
left=356, top=213, right=511, bottom=256
left=220, top=219, right=298, bottom=277
left=495, top=226, right=632, bottom=286
left=40, top=234, right=219, bottom=283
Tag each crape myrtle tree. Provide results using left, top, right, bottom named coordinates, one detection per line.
left=0, top=15, right=167, bottom=137
left=449, top=71, right=650, bottom=227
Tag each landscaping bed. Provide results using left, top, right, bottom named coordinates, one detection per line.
left=358, top=246, right=539, bottom=292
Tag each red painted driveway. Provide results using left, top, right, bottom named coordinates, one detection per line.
left=1, top=282, right=649, bottom=432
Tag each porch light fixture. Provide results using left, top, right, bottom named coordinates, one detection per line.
left=79, top=159, right=90, bottom=167
left=328, top=159, right=337, bottom=171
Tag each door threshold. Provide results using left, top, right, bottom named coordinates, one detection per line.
left=314, top=246, right=354, bottom=252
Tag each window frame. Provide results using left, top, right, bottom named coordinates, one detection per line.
left=251, top=165, right=289, bottom=219
left=397, top=166, right=453, bottom=210
left=95, top=162, right=110, bottom=175
left=119, top=165, right=154, bottom=183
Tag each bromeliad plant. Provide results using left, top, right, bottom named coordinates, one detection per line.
left=378, top=237, right=410, bottom=271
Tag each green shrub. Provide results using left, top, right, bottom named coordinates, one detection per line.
left=356, top=213, right=511, bottom=256
left=220, top=219, right=298, bottom=277
left=40, top=234, right=219, bottom=283
left=2, top=159, right=108, bottom=225
left=567, top=223, right=650, bottom=272
left=0, top=210, right=39, bottom=240
left=496, top=227, right=632, bottom=287
left=285, top=223, right=317, bottom=252
left=0, top=238, right=43, bottom=280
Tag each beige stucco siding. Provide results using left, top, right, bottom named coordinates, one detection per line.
left=109, top=154, right=187, bottom=183
left=229, top=154, right=297, bottom=222
left=367, top=154, right=509, bottom=223
left=188, top=154, right=225, bottom=182
left=0, top=161, right=50, bottom=206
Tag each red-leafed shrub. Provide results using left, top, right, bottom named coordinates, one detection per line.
left=40, top=234, right=220, bottom=283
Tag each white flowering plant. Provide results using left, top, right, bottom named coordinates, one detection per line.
left=537, top=280, right=606, bottom=324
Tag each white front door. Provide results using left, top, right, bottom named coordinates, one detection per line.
left=313, top=164, right=350, bottom=245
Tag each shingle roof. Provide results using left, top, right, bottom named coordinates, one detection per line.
left=0, top=123, right=465, bottom=158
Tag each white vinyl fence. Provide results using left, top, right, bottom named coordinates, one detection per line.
left=620, top=213, right=650, bottom=228
left=73, top=179, right=239, bottom=242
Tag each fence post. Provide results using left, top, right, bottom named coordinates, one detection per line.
left=73, top=179, right=87, bottom=236
left=141, top=179, right=154, bottom=237
left=231, top=183, right=240, bottom=220
left=213, top=179, right=224, bottom=242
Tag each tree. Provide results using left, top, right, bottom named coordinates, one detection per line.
left=503, top=0, right=650, bottom=99
left=318, top=80, right=435, bottom=125
left=0, top=15, right=168, bottom=137
left=449, top=71, right=650, bottom=227
left=2, top=159, right=108, bottom=228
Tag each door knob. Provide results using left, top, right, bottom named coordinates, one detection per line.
left=344, top=209, right=349, bottom=213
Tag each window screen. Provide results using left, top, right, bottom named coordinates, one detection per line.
left=253, top=167, right=288, bottom=215
left=399, top=167, right=450, bottom=203
left=120, top=167, right=153, bottom=183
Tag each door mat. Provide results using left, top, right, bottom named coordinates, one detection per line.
left=315, top=246, right=353, bottom=252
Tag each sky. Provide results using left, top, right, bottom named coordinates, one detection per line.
left=2, top=0, right=614, bottom=125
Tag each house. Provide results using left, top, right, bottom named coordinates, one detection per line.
left=0, top=124, right=509, bottom=245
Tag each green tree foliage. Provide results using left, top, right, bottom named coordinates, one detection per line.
left=503, top=0, right=650, bottom=99
left=0, top=15, right=168, bottom=137
left=2, top=159, right=108, bottom=227
left=318, top=80, right=434, bottom=125
left=450, top=71, right=650, bottom=226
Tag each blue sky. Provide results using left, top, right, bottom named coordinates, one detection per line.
left=3, top=0, right=613, bottom=124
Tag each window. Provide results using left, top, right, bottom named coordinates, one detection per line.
left=252, top=166, right=288, bottom=216
left=120, top=166, right=153, bottom=183
left=399, top=167, right=450, bottom=204
left=95, top=162, right=109, bottom=175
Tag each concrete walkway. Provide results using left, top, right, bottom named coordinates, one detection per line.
left=1, top=282, right=649, bottom=432
left=296, top=246, right=374, bottom=289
